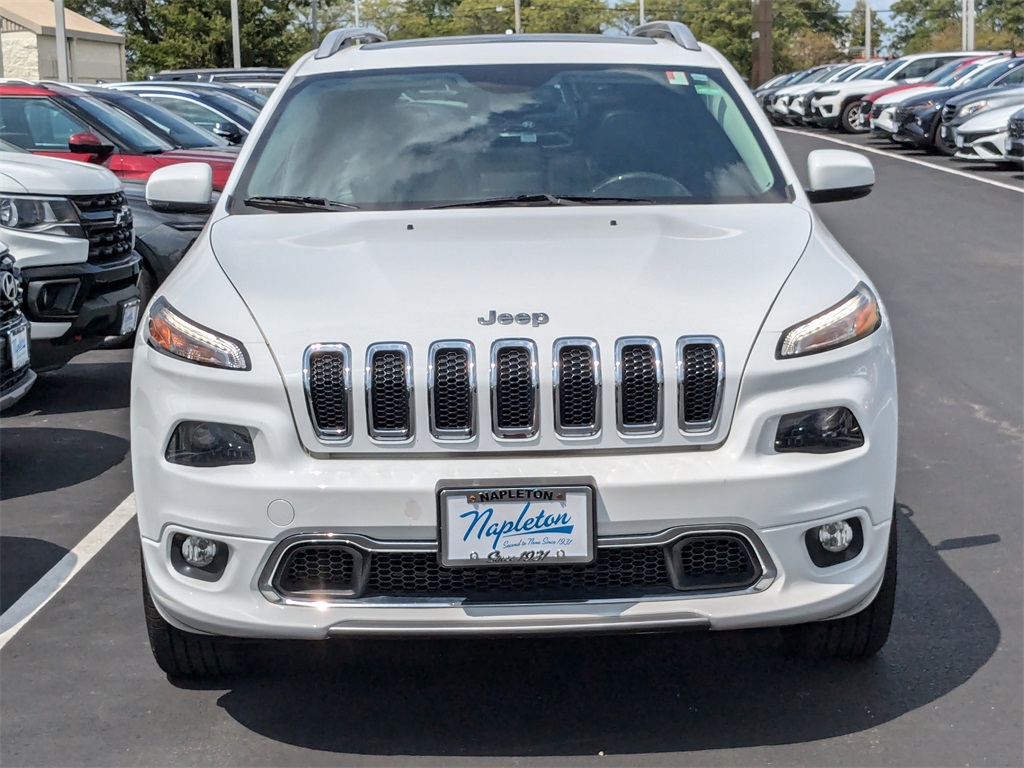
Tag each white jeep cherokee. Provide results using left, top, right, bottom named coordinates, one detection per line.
left=133, top=23, right=898, bottom=678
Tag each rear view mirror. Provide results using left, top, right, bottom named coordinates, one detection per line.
left=68, top=131, right=115, bottom=164
left=805, top=149, right=874, bottom=204
left=212, top=121, right=244, bottom=145
left=146, top=163, right=214, bottom=215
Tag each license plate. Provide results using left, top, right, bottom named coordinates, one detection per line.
left=955, top=134, right=964, bottom=148
left=119, top=299, right=140, bottom=335
left=8, top=326, right=29, bottom=370
left=439, top=485, right=594, bottom=567
left=940, top=125, right=948, bottom=138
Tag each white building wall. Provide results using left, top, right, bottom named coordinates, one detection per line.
left=0, top=30, right=41, bottom=80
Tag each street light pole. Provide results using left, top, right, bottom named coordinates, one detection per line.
left=639, top=0, right=645, bottom=26
left=230, top=0, right=241, bottom=68
left=966, top=0, right=975, bottom=50
left=354, top=0, right=361, bottom=27
left=513, top=0, right=522, bottom=33
left=865, top=0, right=872, bottom=61
left=311, top=0, right=318, bottom=47
left=53, top=0, right=70, bottom=81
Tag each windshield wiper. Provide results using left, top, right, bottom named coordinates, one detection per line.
left=243, top=195, right=358, bottom=212
left=429, top=193, right=653, bottom=209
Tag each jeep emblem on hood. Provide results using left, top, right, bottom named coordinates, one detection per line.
left=478, top=310, right=550, bottom=327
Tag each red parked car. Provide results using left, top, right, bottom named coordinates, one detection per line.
left=0, top=82, right=236, bottom=190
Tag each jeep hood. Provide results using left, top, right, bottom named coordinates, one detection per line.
left=210, top=205, right=812, bottom=452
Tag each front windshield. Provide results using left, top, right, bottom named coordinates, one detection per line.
left=833, top=66, right=871, bottom=83
left=804, top=67, right=839, bottom=84
left=106, top=94, right=227, bottom=148
left=958, top=60, right=1018, bottom=90
left=199, top=92, right=260, bottom=127
left=69, top=95, right=172, bottom=152
left=856, top=62, right=889, bottom=80
left=868, top=60, right=903, bottom=81
left=236, top=64, right=786, bottom=211
left=935, top=60, right=988, bottom=87
left=923, top=58, right=970, bottom=84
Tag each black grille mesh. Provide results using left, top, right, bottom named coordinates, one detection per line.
left=69, top=192, right=133, bottom=265
left=557, top=346, right=597, bottom=428
left=495, top=346, right=534, bottom=430
left=308, top=351, right=348, bottom=435
left=1009, top=118, right=1024, bottom=139
left=620, top=344, right=659, bottom=426
left=273, top=535, right=760, bottom=601
left=681, top=344, right=719, bottom=424
left=432, top=348, right=472, bottom=431
left=370, top=350, right=409, bottom=432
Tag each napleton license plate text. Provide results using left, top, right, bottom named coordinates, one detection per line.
left=439, top=486, right=595, bottom=567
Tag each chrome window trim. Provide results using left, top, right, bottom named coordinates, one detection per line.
left=427, top=340, right=477, bottom=441
left=258, top=524, right=776, bottom=607
left=614, top=336, right=663, bottom=436
left=676, top=335, right=725, bottom=433
left=490, top=338, right=540, bottom=439
left=364, top=342, right=414, bottom=441
left=303, top=342, right=353, bottom=442
left=552, top=337, right=601, bottom=438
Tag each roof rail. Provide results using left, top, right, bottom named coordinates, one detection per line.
left=315, top=27, right=388, bottom=59
left=630, top=21, right=700, bottom=52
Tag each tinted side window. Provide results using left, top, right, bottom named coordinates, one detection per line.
left=145, top=96, right=224, bottom=132
left=995, top=67, right=1024, bottom=86
left=0, top=97, right=90, bottom=150
left=900, top=58, right=939, bottom=80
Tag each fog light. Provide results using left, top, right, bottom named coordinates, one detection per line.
left=165, top=421, right=255, bottom=467
left=818, top=521, right=854, bottom=552
left=181, top=536, right=217, bottom=567
left=774, top=407, right=863, bottom=454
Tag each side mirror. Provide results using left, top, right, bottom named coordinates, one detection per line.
left=68, top=131, right=114, bottom=164
left=146, top=163, right=214, bottom=214
left=805, top=149, right=874, bottom=204
left=212, top=121, right=244, bottom=145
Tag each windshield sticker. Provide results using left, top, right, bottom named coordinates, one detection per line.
left=695, top=83, right=726, bottom=97
left=692, top=73, right=709, bottom=82
left=666, top=71, right=689, bottom=86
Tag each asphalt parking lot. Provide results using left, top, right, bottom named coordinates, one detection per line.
left=1, top=130, right=1022, bottom=766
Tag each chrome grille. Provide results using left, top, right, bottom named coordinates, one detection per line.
left=428, top=341, right=475, bottom=439
left=677, top=336, right=724, bottom=432
left=491, top=339, right=539, bottom=439
left=304, top=344, right=352, bottom=440
left=553, top=338, right=600, bottom=437
left=615, top=337, right=663, bottom=435
left=366, top=343, right=413, bottom=440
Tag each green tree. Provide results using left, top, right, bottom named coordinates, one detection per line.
left=785, top=29, right=842, bottom=70
left=891, top=0, right=1024, bottom=53
left=66, top=0, right=308, bottom=78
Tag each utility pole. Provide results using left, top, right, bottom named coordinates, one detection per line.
left=230, top=0, right=241, bottom=67
left=513, top=0, right=522, bottom=33
left=966, top=0, right=975, bottom=50
left=751, top=0, right=773, bottom=88
left=961, top=0, right=968, bottom=50
left=864, top=0, right=871, bottom=61
left=354, top=0, right=361, bottom=27
left=311, top=0, right=318, bottom=47
left=53, top=0, right=70, bottom=81
left=639, top=0, right=645, bottom=26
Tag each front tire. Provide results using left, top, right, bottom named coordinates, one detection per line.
left=781, top=511, right=897, bottom=660
left=142, top=559, right=238, bottom=679
left=841, top=101, right=868, bottom=134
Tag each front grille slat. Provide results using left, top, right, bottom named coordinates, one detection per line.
left=366, top=343, right=413, bottom=440
left=615, top=337, right=663, bottom=435
left=304, top=344, right=352, bottom=440
left=428, top=341, right=475, bottom=439
left=271, top=534, right=761, bottom=602
left=553, top=338, right=601, bottom=437
left=677, top=336, right=724, bottom=432
left=491, top=339, right=539, bottom=439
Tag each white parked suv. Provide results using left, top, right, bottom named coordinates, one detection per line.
left=133, top=23, right=898, bottom=678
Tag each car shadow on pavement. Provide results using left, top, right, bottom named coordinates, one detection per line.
left=207, top=509, right=1000, bottom=757
left=2, top=362, right=131, bottom=417
left=0, top=537, right=70, bottom=614
left=0, top=428, right=129, bottom=500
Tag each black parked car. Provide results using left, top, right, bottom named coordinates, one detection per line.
left=1007, top=107, right=1024, bottom=164
left=0, top=244, right=36, bottom=410
left=105, top=83, right=260, bottom=144
left=894, top=58, right=1024, bottom=152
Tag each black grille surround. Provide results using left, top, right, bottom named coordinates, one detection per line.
left=1008, top=117, right=1024, bottom=140
left=268, top=531, right=764, bottom=603
left=69, top=192, right=133, bottom=265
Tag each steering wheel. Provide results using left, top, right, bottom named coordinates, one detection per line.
left=591, top=172, right=690, bottom=197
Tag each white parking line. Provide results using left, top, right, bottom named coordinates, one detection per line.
left=0, top=493, right=136, bottom=650
left=777, top=127, right=1024, bottom=194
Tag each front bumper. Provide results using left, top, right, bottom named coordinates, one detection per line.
left=952, top=131, right=1013, bottom=164
left=807, top=98, right=841, bottom=129
left=133, top=320, right=898, bottom=640
left=1, top=315, right=36, bottom=410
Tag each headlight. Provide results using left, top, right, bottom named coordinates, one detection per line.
left=0, top=195, right=84, bottom=238
left=777, top=283, right=881, bottom=358
left=959, top=101, right=988, bottom=117
left=147, top=297, right=250, bottom=370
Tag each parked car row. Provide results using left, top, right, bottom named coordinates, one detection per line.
left=0, top=76, right=252, bottom=406
left=755, top=52, right=1024, bottom=167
